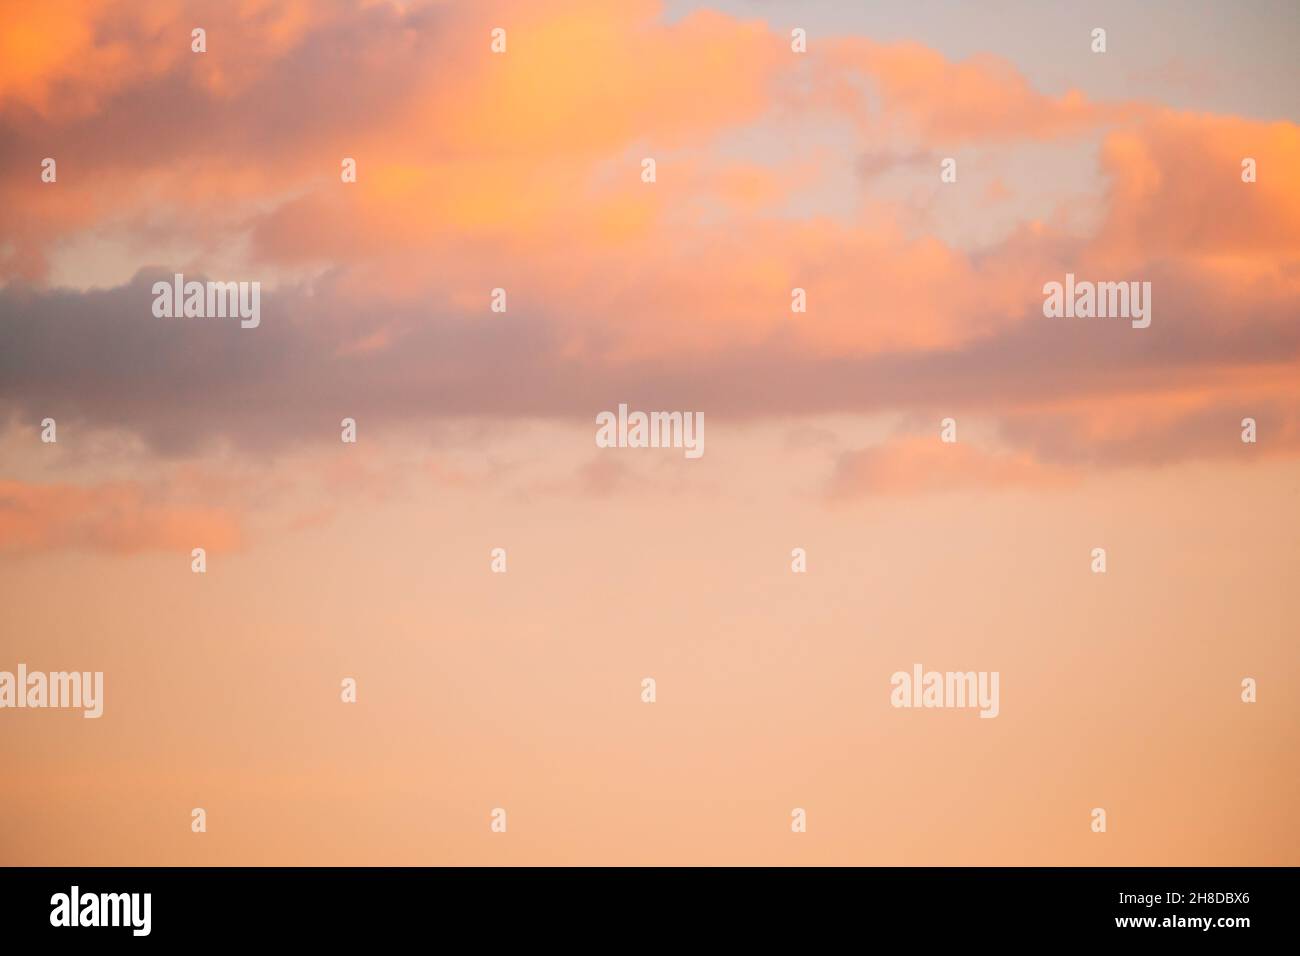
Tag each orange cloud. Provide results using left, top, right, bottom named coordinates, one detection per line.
left=0, top=0, right=320, bottom=118
left=2, top=0, right=1298, bottom=479
left=820, top=38, right=1133, bottom=145
left=430, top=3, right=780, bottom=156
left=1096, top=111, right=1300, bottom=265
left=827, top=438, right=1073, bottom=499
left=0, top=479, right=242, bottom=554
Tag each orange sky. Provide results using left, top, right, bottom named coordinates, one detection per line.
left=1, top=0, right=1297, bottom=865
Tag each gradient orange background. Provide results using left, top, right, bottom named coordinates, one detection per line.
left=1, top=0, right=1297, bottom=865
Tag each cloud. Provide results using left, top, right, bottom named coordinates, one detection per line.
left=0, top=478, right=242, bottom=554
left=1, top=0, right=1297, bottom=481
left=574, top=455, right=638, bottom=498
left=819, top=37, right=1135, bottom=145
left=826, top=437, right=1073, bottom=499
left=1, top=249, right=1297, bottom=466
left=1095, top=111, right=1300, bottom=263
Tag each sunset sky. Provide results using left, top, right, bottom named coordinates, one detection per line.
left=1, top=0, right=1297, bottom=865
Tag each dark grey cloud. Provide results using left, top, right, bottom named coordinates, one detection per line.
left=2, top=260, right=1297, bottom=466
